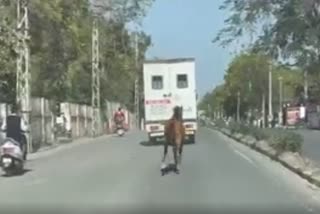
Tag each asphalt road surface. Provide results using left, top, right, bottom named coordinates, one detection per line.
left=296, top=130, right=320, bottom=167
left=0, top=128, right=320, bottom=213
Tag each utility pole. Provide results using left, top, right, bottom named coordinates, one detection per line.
left=268, top=63, right=273, bottom=127
left=16, top=0, right=31, bottom=152
left=237, top=91, right=240, bottom=122
left=207, top=104, right=211, bottom=119
left=304, top=69, right=308, bottom=101
left=278, top=76, right=283, bottom=126
left=91, top=19, right=101, bottom=137
left=262, top=93, right=266, bottom=128
left=248, top=79, right=252, bottom=124
left=134, top=33, right=140, bottom=129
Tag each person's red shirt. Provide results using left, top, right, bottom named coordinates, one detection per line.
left=114, top=111, right=125, bottom=121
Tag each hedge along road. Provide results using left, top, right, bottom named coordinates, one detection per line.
left=0, top=129, right=319, bottom=213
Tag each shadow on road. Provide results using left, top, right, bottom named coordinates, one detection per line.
left=140, top=140, right=195, bottom=147
left=1, top=168, right=32, bottom=178
left=139, top=141, right=163, bottom=147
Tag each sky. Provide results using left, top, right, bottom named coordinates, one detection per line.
left=142, top=0, right=234, bottom=98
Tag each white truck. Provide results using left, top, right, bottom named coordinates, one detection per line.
left=143, top=58, right=198, bottom=143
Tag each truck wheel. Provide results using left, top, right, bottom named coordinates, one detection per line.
left=189, top=134, right=196, bottom=144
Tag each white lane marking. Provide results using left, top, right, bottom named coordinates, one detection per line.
left=212, top=128, right=258, bottom=167
left=233, top=149, right=256, bottom=166
left=228, top=142, right=258, bottom=168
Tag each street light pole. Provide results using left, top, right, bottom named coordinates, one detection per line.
left=279, top=76, right=283, bottom=126
left=207, top=104, right=211, bottom=119
left=268, top=63, right=273, bottom=127
left=262, top=93, right=266, bottom=128
left=304, top=69, right=308, bottom=101
left=237, top=91, right=240, bottom=122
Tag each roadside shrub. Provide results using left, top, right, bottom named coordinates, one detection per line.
left=214, top=119, right=227, bottom=129
left=215, top=120, right=303, bottom=154
left=250, top=127, right=268, bottom=141
left=239, top=124, right=251, bottom=135
left=229, top=121, right=241, bottom=134
left=268, top=130, right=302, bottom=154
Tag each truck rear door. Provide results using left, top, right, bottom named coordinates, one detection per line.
left=143, top=63, right=173, bottom=134
left=169, top=62, right=197, bottom=131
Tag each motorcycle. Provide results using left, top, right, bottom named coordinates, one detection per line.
left=116, top=123, right=125, bottom=137
left=114, top=116, right=125, bottom=137
left=113, top=120, right=125, bottom=137
left=0, top=138, right=25, bottom=175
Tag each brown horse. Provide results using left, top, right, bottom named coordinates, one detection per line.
left=161, top=106, right=185, bottom=174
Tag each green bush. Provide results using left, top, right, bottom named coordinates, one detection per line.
left=229, top=121, right=240, bottom=134
left=214, top=120, right=303, bottom=154
left=250, top=127, right=268, bottom=141
left=268, top=130, right=302, bottom=154
left=214, top=119, right=227, bottom=129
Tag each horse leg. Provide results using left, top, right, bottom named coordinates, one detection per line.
left=161, top=141, right=169, bottom=169
left=172, top=144, right=180, bottom=173
left=178, top=142, right=184, bottom=165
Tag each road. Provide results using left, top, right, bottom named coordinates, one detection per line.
left=0, top=128, right=320, bottom=213
left=296, top=130, right=320, bottom=167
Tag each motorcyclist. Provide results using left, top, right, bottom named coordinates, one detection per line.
left=0, top=103, right=28, bottom=160
left=113, top=107, right=125, bottom=129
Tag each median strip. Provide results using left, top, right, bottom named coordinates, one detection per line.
left=205, top=120, right=320, bottom=188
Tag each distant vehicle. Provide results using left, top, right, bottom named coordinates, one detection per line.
left=143, top=58, right=198, bottom=143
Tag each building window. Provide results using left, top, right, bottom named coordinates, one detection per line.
left=177, top=74, right=188, bottom=88
left=152, top=75, right=163, bottom=89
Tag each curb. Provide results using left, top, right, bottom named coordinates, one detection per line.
left=209, top=125, right=320, bottom=188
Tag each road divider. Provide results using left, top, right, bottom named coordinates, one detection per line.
left=204, top=119, right=320, bottom=188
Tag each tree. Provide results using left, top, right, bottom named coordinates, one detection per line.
left=214, top=0, right=320, bottom=68
left=199, top=52, right=303, bottom=118
left=213, top=0, right=320, bottom=106
left=0, top=0, right=154, bottom=111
